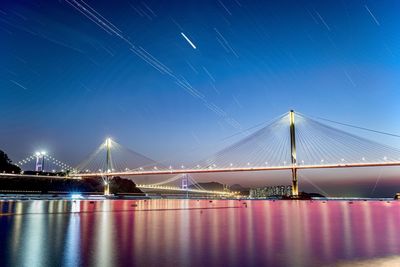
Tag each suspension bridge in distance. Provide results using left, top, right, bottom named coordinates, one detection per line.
left=8, top=110, right=400, bottom=197
left=135, top=184, right=234, bottom=197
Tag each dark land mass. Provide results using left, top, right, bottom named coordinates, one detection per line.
left=0, top=150, right=21, bottom=174
left=0, top=175, right=144, bottom=195
left=189, top=181, right=224, bottom=191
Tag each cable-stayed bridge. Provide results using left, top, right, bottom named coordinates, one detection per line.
left=7, top=111, right=400, bottom=196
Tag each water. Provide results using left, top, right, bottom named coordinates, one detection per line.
left=1, top=199, right=400, bottom=267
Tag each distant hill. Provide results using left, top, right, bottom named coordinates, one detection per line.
left=189, top=182, right=224, bottom=191
left=229, top=184, right=250, bottom=195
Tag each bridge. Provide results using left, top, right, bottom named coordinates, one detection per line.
left=136, top=185, right=233, bottom=197
left=7, top=110, right=400, bottom=197
left=14, top=152, right=74, bottom=173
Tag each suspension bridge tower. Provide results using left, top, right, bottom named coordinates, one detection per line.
left=104, top=138, right=112, bottom=195
left=35, top=151, right=46, bottom=172
left=181, top=174, right=189, bottom=198
left=289, top=110, right=299, bottom=197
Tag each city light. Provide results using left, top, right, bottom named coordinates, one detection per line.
left=70, top=193, right=83, bottom=199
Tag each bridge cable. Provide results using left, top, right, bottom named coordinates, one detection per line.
left=300, top=113, right=400, bottom=138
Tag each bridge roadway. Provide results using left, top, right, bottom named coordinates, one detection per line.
left=2, top=161, right=399, bottom=180
left=0, top=173, right=80, bottom=179
left=74, top=161, right=400, bottom=178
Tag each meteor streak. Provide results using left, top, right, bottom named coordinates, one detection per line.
left=181, top=32, right=197, bottom=49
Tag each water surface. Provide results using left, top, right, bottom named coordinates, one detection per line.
left=1, top=199, right=399, bottom=266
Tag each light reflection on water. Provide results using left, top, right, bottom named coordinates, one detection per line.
left=0, top=199, right=399, bottom=267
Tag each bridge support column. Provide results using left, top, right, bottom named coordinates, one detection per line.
left=289, top=110, right=299, bottom=197
left=291, top=168, right=298, bottom=197
left=104, top=176, right=110, bottom=196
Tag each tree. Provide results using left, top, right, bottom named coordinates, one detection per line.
left=110, top=176, right=142, bottom=194
left=0, top=150, right=21, bottom=173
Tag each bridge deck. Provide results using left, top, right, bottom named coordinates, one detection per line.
left=74, top=161, right=400, bottom=178
left=2, top=161, right=399, bottom=180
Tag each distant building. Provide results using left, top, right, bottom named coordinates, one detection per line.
left=250, top=185, right=292, bottom=198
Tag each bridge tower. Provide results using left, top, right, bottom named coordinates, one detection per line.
left=181, top=174, right=189, bottom=198
left=289, top=110, right=299, bottom=196
left=104, top=138, right=112, bottom=195
left=35, top=151, right=46, bottom=172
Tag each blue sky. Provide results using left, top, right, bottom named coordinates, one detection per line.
left=1, top=0, right=400, bottom=168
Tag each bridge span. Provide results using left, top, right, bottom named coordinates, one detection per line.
left=73, top=161, right=400, bottom=178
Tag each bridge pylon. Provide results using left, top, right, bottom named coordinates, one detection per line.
left=35, top=151, right=46, bottom=172
left=104, top=138, right=112, bottom=196
left=289, top=110, right=299, bottom=197
left=181, top=174, right=189, bottom=198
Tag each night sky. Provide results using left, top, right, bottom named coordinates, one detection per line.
left=1, top=1, right=400, bottom=194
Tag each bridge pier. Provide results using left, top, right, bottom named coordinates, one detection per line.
left=291, top=168, right=298, bottom=197
left=104, top=177, right=110, bottom=196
